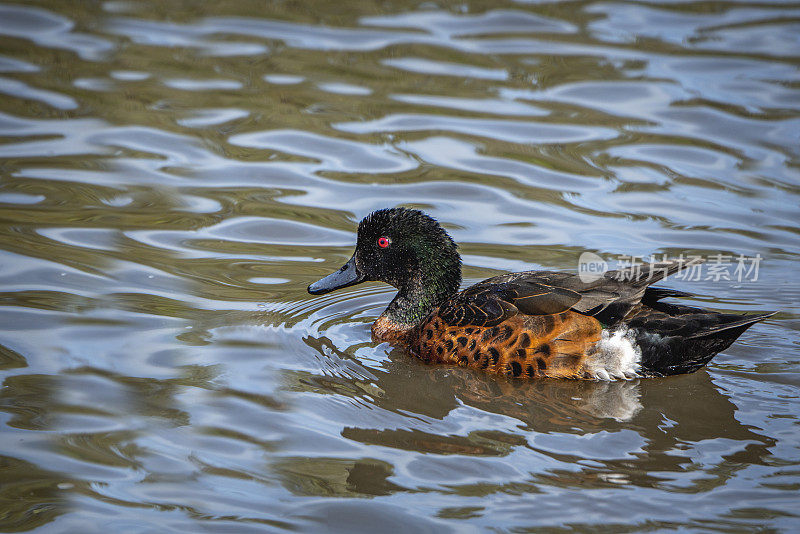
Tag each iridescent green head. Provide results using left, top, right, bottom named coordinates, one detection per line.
left=308, top=208, right=462, bottom=323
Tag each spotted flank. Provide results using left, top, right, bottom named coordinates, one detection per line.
left=418, top=311, right=608, bottom=379
left=419, top=314, right=643, bottom=381
left=308, top=208, right=774, bottom=380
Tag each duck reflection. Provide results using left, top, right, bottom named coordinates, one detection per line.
left=301, top=335, right=645, bottom=427
left=292, top=335, right=775, bottom=495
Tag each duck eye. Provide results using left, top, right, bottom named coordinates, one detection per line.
left=377, top=236, right=390, bottom=249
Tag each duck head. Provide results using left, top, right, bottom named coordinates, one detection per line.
left=308, top=208, right=462, bottom=325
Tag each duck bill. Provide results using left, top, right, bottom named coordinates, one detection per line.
left=307, top=255, right=365, bottom=295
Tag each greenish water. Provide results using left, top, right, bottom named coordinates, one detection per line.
left=0, top=1, right=799, bottom=532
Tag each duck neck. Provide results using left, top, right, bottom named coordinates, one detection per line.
left=381, top=260, right=461, bottom=330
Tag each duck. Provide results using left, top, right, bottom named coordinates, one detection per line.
left=307, top=208, right=774, bottom=380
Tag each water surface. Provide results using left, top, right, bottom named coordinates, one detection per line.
left=1, top=0, right=799, bottom=532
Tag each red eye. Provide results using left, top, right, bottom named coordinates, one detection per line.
left=377, top=237, right=390, bottom=248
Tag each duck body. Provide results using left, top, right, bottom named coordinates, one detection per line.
left=375, top=270, right=772, bottom=379
left=308, top=208, right=773, bottom=380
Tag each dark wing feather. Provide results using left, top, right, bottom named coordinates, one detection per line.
left=436, top=259, right=701, bottom=328
left=438, top=280, right=581, bottom=327
left=439, top=288, right=515, bottom=327
left=504, top=280, right=581, bottom=315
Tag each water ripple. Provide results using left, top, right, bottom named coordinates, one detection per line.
left=335, top=114, right=619, bottom=144
left=229, top=130, right=416, bottom=173
left=0, top=4, right=114, bottom=60
left=0, top=1, right=798, bottom=532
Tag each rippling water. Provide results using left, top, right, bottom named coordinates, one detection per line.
left=1, top=1, right=799, bottom=531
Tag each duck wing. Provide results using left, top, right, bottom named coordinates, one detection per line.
left=438, top=259, right=701, bottom=328
left=438, top=280, right=581, bottom=328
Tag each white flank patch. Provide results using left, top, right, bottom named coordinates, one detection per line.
left=585, top=328, right=642, bottom=380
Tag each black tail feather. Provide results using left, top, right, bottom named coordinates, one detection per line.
left=688, top=311, right=777, bottom=339
left=628, top=307, right=774, bottom=377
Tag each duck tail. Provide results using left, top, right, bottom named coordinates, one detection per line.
left=631, top=308, right=775, bottom=377
left=687, top=311, right=776, bottom=338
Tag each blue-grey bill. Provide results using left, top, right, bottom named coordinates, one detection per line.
left=307, top=255, right=364, bottom=295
